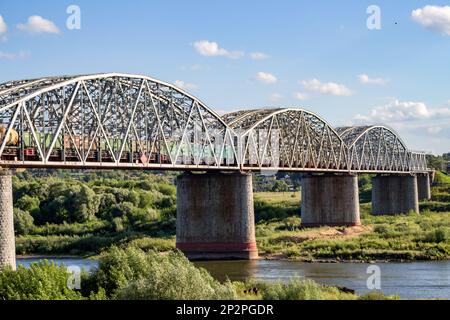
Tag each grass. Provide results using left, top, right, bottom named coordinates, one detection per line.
left=254, top=191, right=300, bottom=222
left=256, top=210, right=449, bottom=261
left=255, top=174, right=450, bottom=262
left=254, top=191, right=300, bottom=203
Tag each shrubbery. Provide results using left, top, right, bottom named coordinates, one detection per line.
left=82, top=246, right=236, bottom=299
left=13, top=208, right=34, bottom=235
left=11, top=172, right=177, bottom=245
left=261, top=279, right=353, bottom=300
left=0, top=261, right=83, bottom=300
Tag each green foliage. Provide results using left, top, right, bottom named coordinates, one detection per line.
left=13, top=208, right=34, bottom=235
left=426, top=153, right=450, bottom=172
left=0, top=261, right=83, bottom=300
left=253, top=192, right=299, bottom=222
left=358, top=174, right=373, bottom=203
left=15, top=195, right=40, bottom=212
left=83, top=246, right=236, bottom=299
left=257, top=212, right=450, bottom=261
left=36, top=182, right=100, bottom=224
left=261, top=279, right=352, bottom=300
left=11, top=171, right=178, bottom=255
left=358, top=291, right=400, bottom=300
left=272, top=180, right=289, bottom=192
left=434, top=171, right=450, bottom=184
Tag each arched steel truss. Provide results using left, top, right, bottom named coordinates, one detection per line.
left=336, top=125, right=427, bottom=172
left=0, top=73, right=238, bottom=170
left=224, top=108, right=348, bottom=172
left=0, top=73, right=427, bottom=173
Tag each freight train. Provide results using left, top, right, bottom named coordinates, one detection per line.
left=0, top=127, right=171, bottom=164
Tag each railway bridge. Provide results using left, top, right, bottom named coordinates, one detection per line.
left=0, top=73, right=431, bottom=267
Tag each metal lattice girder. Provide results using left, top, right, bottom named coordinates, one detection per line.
left=336, top=125, right=427, bottom=172
left=224, top=108, right=348, bottom=172
left=0, top=73, right=238, bottom=170
left=0, top=73, right=428, bottom=173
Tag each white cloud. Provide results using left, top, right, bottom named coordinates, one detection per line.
left=17, top=15, right=60, bottom=34
left=354, top=99, right=450, bottom=123
left=193, top=40, right=243, bottom=58
left=427, top=126, right=442, bottom=134
left=249, top=52, right=269, bottom=60
left=269, top=93, right=283, bottom=102
left=174, top=80, right=198, bottom=90
left=300, top=79, right=352, bottom=96
left=412, top=5, right=450, bottom=35
left=0, top=15, right=7, bottom=41
left=256, top=72, right=277, bottom=84
left=293, top=92, right=308, bottom=101
left=0, top=50, right=30, bottom=60
left=358, top=74, right=389, bottom=85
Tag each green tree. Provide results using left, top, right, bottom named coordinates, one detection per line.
left=272, top=180, right=289, bottom=192
left=13, top=208, right=34, bottom=235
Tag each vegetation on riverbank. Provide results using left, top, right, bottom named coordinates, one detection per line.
left=0, top=246, right=398, bottom=300
left=256, top=172, right=450, bottom=261
left=11, top=170, right=450, bottom=262
left=257, top=212, right=449, bottom=261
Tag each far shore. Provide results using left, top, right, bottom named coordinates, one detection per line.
left=16, top=253, right=450, bottom=264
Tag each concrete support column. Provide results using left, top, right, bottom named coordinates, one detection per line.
left=0, top=170, right=16, bottom=270
left=429, top=170, right=436, bottom=186
left=300, top=174, right=360, bottom=227
left=372, top=174, right=419, bottom=215
left=176, top=172, right=258, bottom=260
left=417, top=173, right=431, bottom=201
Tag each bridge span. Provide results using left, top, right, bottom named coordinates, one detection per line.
left=0, top=73, right=433, bottom=267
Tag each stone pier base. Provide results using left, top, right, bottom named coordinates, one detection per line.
left=300, top=174, right=360, bottom=227
left=176, top=172, right=258, bottom=260
left=417, top=173, right=431, bottom=201
left=372, top=175, right=419, bottom=215
left=0, top=170, right=15, bottom=270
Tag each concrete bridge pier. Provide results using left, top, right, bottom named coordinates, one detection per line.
left=417, top=173, right=431, bottom=201
left=176, top=172, right=258, bottom=260
left=371, top=174, right=419, bottom=215
left=300, top=174, right=361, bottom=227
left=0, top=170, right=16, bottom=270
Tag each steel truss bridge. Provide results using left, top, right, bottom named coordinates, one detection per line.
left=0, top=73, right=427, bottom=173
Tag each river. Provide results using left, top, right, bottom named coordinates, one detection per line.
left=16, top=258, right=449, bottom=299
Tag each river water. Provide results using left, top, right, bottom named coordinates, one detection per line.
left=16, top=258, right=449, bottom=299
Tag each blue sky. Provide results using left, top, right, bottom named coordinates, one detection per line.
left=0, top=0, right=449, bottom=154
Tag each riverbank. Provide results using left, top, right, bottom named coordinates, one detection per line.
left=15, top=210, right=450, bottom=263
left=11, top=171, right=450, bottom=263
left=9, top=247, right=406, bottom=300
left=257, top=212, right=449, bottom=262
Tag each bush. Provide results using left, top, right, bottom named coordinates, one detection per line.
left=358, top=291, right=399, bottom=300
left=15, top=195, right=40, bottom=212
left=0, top=261, right=83, bottom=300
left=13, top=208, right=34, bottom=235
left=423, top=227, right=449, bottom=243
left=83, top=246, right=236, bottom=300
left=262, top=279, right=342, bottom=300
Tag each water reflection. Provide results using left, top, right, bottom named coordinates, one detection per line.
left=195, top=260, right=259, bottom=282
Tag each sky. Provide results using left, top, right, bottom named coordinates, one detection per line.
left=0, top=0, right=449, bottom=154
